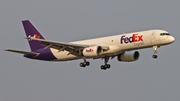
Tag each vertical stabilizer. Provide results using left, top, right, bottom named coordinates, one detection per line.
left=22, top=20, right=45, bottom=51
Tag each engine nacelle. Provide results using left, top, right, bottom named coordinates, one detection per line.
left=117, top=51, right=139, bottom=62
left=82, top=46, right=103, bottom=57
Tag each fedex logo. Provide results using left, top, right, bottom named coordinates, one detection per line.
left=86, top=49, right=94, bottom=52
left=34, top=34, right=40, bottom=39
left=121, top=33, right=143, bottom=44
left=28, top=34, right=41, bottom=40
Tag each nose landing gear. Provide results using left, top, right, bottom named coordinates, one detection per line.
left=152, top=46, right=160, bottom=59
left=152, top=55, right=158, bottom=58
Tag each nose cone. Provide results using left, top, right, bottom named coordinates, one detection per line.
left=169, top=36, right=175, bottom=43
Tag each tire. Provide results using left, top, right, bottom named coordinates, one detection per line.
left=83, top=62, right=87, bottom=66
left=101, top=65, right=104, bottom=70
left=80, top=63, right=85, bottom=67
left=86, top=62, right=90, bottom=66
left=152, top=55, right=158, bottom=59
left=107, top=64, right=111, bottom=69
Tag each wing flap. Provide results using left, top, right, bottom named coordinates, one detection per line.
left=5, top=49, right=39, bottom=56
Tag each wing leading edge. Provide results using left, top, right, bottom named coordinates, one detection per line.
left=25, top=37, right=109, bottom=53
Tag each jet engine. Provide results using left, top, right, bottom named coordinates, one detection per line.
left=117, top=51, right=139, bottom=62
left=82, top=46, right=103, bottom=57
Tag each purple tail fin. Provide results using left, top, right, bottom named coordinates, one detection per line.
left=22, top=20, right=45, bottom=51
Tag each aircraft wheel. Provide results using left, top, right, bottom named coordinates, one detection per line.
left=86, top=62, right=90, bottom=66
left=104, top=64, right=111, bottom=69
left=152, top=55, right=158, bottom=59
left=83, top=62, right=87, bottom=66
left=101, top=65, right=104, bottom=70
left=80, top=63, right=85, bottom=67
left=101, top=65, right=107, bottom=70
left=107, top=64, right=111, bottom=69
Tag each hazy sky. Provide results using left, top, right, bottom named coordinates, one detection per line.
left=1, top=0, right=180, bottom=101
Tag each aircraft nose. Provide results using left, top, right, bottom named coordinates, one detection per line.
left=169, top=36, right=175, bottom=43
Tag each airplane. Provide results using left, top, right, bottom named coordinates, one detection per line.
left=5, top=20, right=175, bottom=70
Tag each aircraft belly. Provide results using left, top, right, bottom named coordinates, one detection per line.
left=50, top=48, right=80, bottom=61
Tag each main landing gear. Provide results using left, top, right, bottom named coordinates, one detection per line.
left=152, top=46, right=160, bottom=59
left=101, top=64, right=111, bottom=70
left=80, top=61, right=90, bottom=67
left=80, top=58, right=90, bottom=67
left=100, top=57, right=111, bottom=70
left=79, top=57, right=111, bottom=70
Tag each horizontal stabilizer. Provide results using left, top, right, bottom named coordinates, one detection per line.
left=4, top=49, right=39, bottom=56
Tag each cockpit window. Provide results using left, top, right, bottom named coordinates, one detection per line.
left=160, top=33, right=170, bottom=36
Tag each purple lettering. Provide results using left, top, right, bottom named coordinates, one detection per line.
left=121, top=35, right=126, bottom=44
left=129, top=36, right=134, bottom=43
left=120, top=34, right=143, bottom=44
left=124, top=37, right=128, bottom=43
left=120, top=34, right=135, bottom=44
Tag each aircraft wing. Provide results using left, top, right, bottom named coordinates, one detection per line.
left=25, top=37, right=88, bottom=56
left=25, top=37, right=109, bottom=56
left=25, top=37, right=87, bottom=48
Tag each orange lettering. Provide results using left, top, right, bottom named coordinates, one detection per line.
left=34, top=34, right=40, bottom=39
left=138, top=35, right=143, bottom=41
left=133, top=33, right=138, bottom=42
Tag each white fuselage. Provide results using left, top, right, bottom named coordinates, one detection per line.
left=50, top=30, right=175, bottom=61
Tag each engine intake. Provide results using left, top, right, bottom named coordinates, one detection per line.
left=118, top=51, right=139, bottom=62
left=82, top=46, right=103, bottom=57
